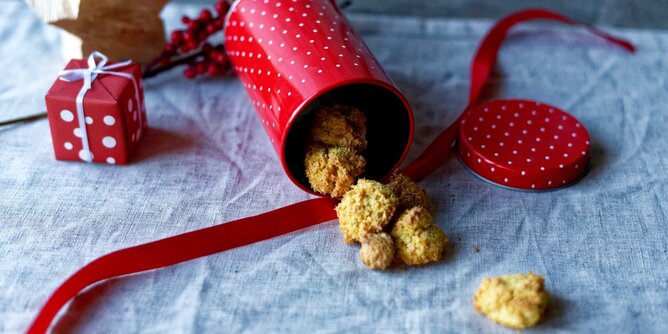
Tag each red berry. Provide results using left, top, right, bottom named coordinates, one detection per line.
left=187, top=21, right=199, bottom=31
left=207, top=63, right=220, bottom=76
left=187, top=41, right=199, bottom=51
left=215, top=1, right=229, bottom=14
left=198, top=31, right=208, bottom=41
left=181, top=16, right=191, bottom=24
left=184, top=30, right=195, bottom=42
left=214, top=53, right=227, bottom=65
left=170, top=31, right=183, bottom=44
left=180, top=44, right=190, bottom=53
left=196, top=62, right=207, bottom=75
left=163, top=44, right=177, bottom=57
left=206, top=23, right=217, bottom=34
left=184, top=67, right=196, bottom=79
left=199, top=9, right=213, bottom=22
left=209, top=49, right=221, bottom=59
left=215, top=18, right=225, bottom=29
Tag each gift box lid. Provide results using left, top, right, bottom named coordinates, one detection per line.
left=457, top=99, right=590, bottom=191
left=47, top=59, right=141, bottom=102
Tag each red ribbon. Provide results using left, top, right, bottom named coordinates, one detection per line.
left=28, top=9, right=634, bottom=334
left=401, top=9, right=634, bottom=181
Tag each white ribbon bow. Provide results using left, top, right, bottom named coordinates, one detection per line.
left=59, top=51, right=143, bottom=162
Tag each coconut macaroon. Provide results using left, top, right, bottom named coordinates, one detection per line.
left=308, top=105, right=367, bottom=152
left=359, top=232, right=395, bottom=270
left=305, top=145, right=366, bottom=198
left=335, top=179, right=398, bottom=243
left=473, top=272, right=549, bottom=329
left=386, top=172, right=430, bottom=211
left=390, top=207, right=448, bottom=265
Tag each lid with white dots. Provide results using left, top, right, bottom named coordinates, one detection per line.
left=458, top=99, right=590, bottom=191
left=224, top=0, right=414, bottom=194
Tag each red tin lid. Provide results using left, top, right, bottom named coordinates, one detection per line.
left=458, top=99, right=590, bottom=190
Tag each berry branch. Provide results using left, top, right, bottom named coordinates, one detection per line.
left=142, top=1, right=231, bottom=80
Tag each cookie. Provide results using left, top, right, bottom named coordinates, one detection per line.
left=335, top=179, right=398, bottom=243
left=386, top=172, right=430, bottom=211
left=359, top=232, right=395, bottom=270
left=308, top=105, right=367, bottom=152
left=391, top=207, right=448, bottom=265
left=473, top=272, right=549, bottom=329
left=305, top=145, right=366, bottom=197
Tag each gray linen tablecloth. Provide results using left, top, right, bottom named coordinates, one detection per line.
left=1, top=1, right=667, bottom=333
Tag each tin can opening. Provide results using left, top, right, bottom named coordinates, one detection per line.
left=283, top=83, right=413, bottom=194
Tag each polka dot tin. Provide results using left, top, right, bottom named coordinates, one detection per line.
left=458, top=99, right=590, bottom=191
left=224, top=0, right=414, bottom=194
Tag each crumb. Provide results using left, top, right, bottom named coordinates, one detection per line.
left=359, top=232, right=395, bottom=270
left=391, top=207, right=448, bottom=265
left=308, top=105, right=367, bottom=151
left=386, top=172, right=430, bottom=211
left=335, top=179, right=398, bottom=243
left=474, top=246, right=480, bottom=253
left=473, top=272, right=549, bottom=329
left=305, top=145, right=365, bottom=197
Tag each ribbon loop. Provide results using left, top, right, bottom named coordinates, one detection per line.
left=58, top=52, right=131, bottom=82
left=401, top=9, right=635, bottom=181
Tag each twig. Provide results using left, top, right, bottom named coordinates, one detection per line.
left=0, top=112, right=48, bottom=127
left=142, top=50, right=206, bottom=79
left=142, top=44, right=226, bottom=79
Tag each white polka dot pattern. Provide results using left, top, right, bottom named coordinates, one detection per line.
left=458, top=100, right=590, bottom=190
left=224, top=0, right=394, bottom=153
left=102, top=136, right=117, bottom=148
left=60, top=110, right=74, bottom=122
left=103, top=115, right=116, bottom=126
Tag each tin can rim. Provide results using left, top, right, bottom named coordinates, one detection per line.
left=280, top=77, right=415, bottom=196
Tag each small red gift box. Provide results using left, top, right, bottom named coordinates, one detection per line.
left=45, top=52, right=147, bottom=165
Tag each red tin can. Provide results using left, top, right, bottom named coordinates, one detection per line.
left=224, top=0, right=414, bottom=194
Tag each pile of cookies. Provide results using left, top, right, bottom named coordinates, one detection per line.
left=304, top=105, right=448, bottom=270
left=302, top=105, right=549, bottom=329
left=304, top=105, right=367, bottom=198
left=338, top=175, right=448, bottom=270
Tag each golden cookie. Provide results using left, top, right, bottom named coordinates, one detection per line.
left=308, top=105, right=367, bottom=151
left=335, top=179, right=398, bottom=243
left=473, top=272, right=549, bottom=329
left=359, top=232, right=395, bottom=270
left=304, top=145, right=365, bottom=198
left=391, top=207, right=447, bottom=265
left=386, top=172, right=430, bottom=211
